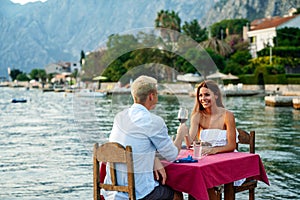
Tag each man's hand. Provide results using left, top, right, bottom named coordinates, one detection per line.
left=153, top=157, right=167, bottom=185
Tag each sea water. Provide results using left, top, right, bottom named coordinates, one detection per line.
left=0, top=87, right=299, bottom=199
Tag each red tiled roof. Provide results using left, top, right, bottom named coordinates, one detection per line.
left=250, top=15, right=297, bottom=31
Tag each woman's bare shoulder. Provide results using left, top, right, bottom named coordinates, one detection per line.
left=191, top=112, right=200, bottom=122
left=225, top=109, right=234, bottom=117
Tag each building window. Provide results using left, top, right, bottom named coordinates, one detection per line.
left=250, top=36, right=256, bottom=43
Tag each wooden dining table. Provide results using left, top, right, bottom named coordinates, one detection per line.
left=161, top=149, right=269, bottom=200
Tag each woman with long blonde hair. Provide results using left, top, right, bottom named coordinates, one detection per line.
left=183, top=80, right=245, bottom=199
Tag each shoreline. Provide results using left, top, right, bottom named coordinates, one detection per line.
left=1, top=81, right=299, bottom=97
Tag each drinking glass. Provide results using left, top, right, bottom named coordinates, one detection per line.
left=178, top=107, right=189, bottom=149
left=177, top=107, right=188, bottom=124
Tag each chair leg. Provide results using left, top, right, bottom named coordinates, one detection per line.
left=208, top=188, right=222, bottom=200
left=249, top=188, right=255, bottom=200
left=173, top=191, right=183, bottom=200
left=224, top=183, right=235, bottom=200
left=188, top=194, right=196, bottom=200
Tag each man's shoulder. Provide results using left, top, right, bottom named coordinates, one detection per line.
left=150, top=112, right=165, bottom=124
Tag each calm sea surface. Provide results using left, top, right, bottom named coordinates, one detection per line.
left=0, top=87, right=299, bottom=199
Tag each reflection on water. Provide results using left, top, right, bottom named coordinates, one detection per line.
left=0, top=88, right=299, bottom=199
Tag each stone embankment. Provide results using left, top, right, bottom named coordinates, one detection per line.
left=2, top=81, right=300, bottom=109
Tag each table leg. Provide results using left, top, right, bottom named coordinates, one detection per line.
left=224, top=182, right=235, bottom=200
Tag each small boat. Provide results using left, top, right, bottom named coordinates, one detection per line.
left=11, top=98, right=27, bottom=103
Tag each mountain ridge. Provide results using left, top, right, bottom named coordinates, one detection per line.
left=1, top=0, right=299, bottom=77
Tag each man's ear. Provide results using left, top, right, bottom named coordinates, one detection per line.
left=149, top=93, right=153, bottom=101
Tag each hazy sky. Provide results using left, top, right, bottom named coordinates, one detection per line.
left=10, top=0, right=47, bottom=5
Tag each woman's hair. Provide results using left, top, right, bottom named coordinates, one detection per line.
left=192, top=80, right=224, bottom=114
left=131, top=75, right=157, bottom=103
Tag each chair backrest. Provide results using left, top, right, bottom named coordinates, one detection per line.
left=236, top=129, right=255, bottom=154
left=93, top=142, right=136, bottom=200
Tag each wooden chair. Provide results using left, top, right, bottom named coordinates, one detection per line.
left=233, top=129, right=257, bottom=200
left=211, top=129, right=257, bottom=200
left=93, top=142, right=136, bottom=200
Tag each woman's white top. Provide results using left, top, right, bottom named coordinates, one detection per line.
left=200, top=129, right=239, bottom=147
left=200, top=129, right=246, bottom=186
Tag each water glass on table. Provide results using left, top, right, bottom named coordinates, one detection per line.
left=193, top=141, right=202, bottom=159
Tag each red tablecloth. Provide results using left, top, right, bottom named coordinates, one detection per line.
left=162, top=150, right=269, bottom=200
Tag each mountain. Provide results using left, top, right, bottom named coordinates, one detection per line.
left=1, top=0, right=299, bottom=77
left=200, top=0, right=300, bottom=27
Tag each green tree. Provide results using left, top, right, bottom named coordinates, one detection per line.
left=205, top=48, right=226, bottom=71
left=155, top=10, right=182, bottom=81
left=16, top=73, right=30, bottom=81
left=230, top=50, right=252, bottom=66
left=210, top=19, right=249, bottom=40
left=155, top=10, right=181, bottom=42
left=155, top=10, right=181, bottom=32
left=80, top=50, right=85, bottom=66
left=200, top=37, right=232, bottom=57
left=9, top=69, right=22, bottom=81
left=29, top=69, right=47, bottom=81
left=182, top=19, right=207, bottom=43
left=101, top=34, right=139, bottom=82
left=225, top=49, right=252, bottom=75
left=275, top=27, right=300, bottom=47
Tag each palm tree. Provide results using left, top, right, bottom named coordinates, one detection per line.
left=154, top=10, right=182, bottom=81
left=182, top=19, right=207, bottom=43
left=200, top=37, right=233, bottom=57
left=155, top=10, right=181, bottom=42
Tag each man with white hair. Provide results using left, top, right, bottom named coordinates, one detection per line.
left=103, top=75, right=186, bottom=199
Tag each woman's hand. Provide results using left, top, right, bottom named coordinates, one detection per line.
left=201, top=146, right=217, bottom=155
left=153, top=157, right=167, bottom=185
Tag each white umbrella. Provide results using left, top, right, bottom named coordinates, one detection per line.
left=224, top=73, right=239, bottom=80
left=93, top=76, right=108, bottom=81
left=177, top=73, right=203, bottom=83
left=206, top=71, right=228, bottom=79
left=51, top=78, right=57, bottom=83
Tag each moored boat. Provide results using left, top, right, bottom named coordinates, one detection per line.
left=11, top=98, right=27, bottom=103
left=292, top=98, right=300, bottom=110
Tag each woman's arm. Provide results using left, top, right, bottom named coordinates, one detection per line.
left=184, top=113, right=200, bottom=147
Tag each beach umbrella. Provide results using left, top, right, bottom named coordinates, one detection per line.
left=51, top=78, right=56, bottom=83
left=177, top=73, right=203, bottom=83
left=206, top=71, right=228, bottom=79
left=92, top=76, right=107, bottom=81
left=224, top=73, right=239, bottom=80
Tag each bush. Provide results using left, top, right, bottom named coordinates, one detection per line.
left=286, top=74, right=300, bottom=84
left=16, top=73, right=30, bottom=81
left=264, top=74, right=287, bottom=84
left=223, top=60, right=243, bottom=74
left=287, top=77, right=300, bottom=84
left=258, top=47, right=300, bottom=58
left=238, top=74, right=256, bottom=84
left=265, top=65, right=285, bottom=74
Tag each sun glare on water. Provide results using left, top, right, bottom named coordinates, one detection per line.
left=10, top=0, right=47, bottom=5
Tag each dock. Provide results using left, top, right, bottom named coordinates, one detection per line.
left=265, top=96, right=300, bottom=109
